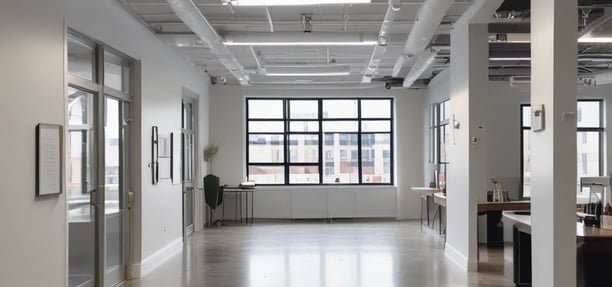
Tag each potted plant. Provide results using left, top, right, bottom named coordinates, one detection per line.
left=203, top=144, right=222, bottom=226
left=204, top=144, right=219, bottom=174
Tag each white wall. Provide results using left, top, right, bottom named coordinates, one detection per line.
left=209, top=85, right=425, bottom=219
left=0, top=1, right=66, bottom=286
left=0, top=0, right=210, bottom=285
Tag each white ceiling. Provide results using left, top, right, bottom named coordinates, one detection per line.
left=118, top=0, right=612, bottom=87
left=118, top=0, right=473, bottom=86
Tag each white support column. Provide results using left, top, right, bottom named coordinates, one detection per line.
left=445, top=22, right=489, bottom=271
left=530, top=0, right=577, bottom=285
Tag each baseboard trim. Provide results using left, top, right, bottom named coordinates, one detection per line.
left=134, top=237, right=183, bottom=277
left=444, top=243, right=474, bottom=271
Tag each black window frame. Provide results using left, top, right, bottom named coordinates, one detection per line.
left=520, top=99, right=604, bottom=199
left=246, top=97, right=394, bottom=186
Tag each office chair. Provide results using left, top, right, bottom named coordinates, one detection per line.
left=204, top=174, right=224, bottom=227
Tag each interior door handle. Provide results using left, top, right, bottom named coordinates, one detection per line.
left=90, top=190, right=98, bottom=207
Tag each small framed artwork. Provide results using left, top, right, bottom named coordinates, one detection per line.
left=36, top=123, right=63, bottom=196
left=152, top=126, right=159, bottom=185
left=158, top=134, right=171, bottom=158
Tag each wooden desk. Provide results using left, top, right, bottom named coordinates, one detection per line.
left=432, top=193, right=446, bottom=236
left=223, top=186, right=255, bottom=224
left=411, top=187, right=442, bottom=227
left=503, top=211, right=612, bottom=286
left=433, top=192, right=446, bottom=207
left=478, top=201, right=530, bottom=212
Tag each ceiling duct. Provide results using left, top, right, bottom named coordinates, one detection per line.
left=402, top=49, right=438, bottom=87
left=166, top=0, right=250, bottom=85
left=362, top=0, right=401, bottom=83
left=391, top=0, right=453, bottom=78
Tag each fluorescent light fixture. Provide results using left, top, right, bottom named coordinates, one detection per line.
left=223, top=32, right=377, bottom=46
left=489, top=57, right=531, bottom=61
left=225, top=41, right=376, bottom=46
left=230, top=0, right=371, bottom=6
left=578, top=37, right=612, bottom=43
left=265, top=65, right=351, bottom=76
left=266, top=72, right=350, bottom=76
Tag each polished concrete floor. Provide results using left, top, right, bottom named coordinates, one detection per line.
left=120, top=220, right=514, bottom=287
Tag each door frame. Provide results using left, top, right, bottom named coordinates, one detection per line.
left=66, top=28, right=134, bottom=287
left=181, top=91, right=199, bottom=238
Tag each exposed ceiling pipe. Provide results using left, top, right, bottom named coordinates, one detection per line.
left=391, top=0, right=452, bottom=78
left=166, top=0, right=250, bottom=85
left=361, top=0, right=401, bottom=83
left=250, top=46, right=264, bottom=73
left=402, top=49, right=438, bottom=87
left=264, top=6, right=274, bottom=33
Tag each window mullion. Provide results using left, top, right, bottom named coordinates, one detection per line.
left=318, top=99, right=323, bottom=184
left=284, top=99, right=289, bottom=185
left=357, top=99, right=363, bottom=184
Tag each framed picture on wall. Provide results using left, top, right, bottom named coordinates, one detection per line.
left=152, top=126, right=159, bottom=185
left=36, top=123, right=63, bottom=196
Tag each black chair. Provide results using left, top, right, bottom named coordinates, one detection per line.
left=204, top=174, right=224, bottom=227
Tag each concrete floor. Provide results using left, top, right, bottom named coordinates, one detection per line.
left=120, top=220, right=514, bottom=287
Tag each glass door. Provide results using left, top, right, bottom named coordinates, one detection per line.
left=104, top=97, right=129, bottom=286
left=67, top=30, right=133, bottom=287
left=67, top=87, right=97, bottom=287
left=182, top=99, right=195, bottom=236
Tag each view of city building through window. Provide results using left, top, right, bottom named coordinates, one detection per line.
left=521, top=100, right=603, bottom=198
left=247, top=98, right=393, bottom=185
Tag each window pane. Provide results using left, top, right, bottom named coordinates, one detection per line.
left=289, top=166, right=320, bottom=184
left=577, top=101, right=600, bottom=128
left=290, top=100, right=318, bottom=119
left=104, top=50, right=130, bottom=93
left=439, top=125, right=449, bottom=163
left=249, top=100, right=284, bottom=119
left=68, top=88, right=93, bottom=125
left=442, top=100, right=450, bottom=121
left=361, top=134, right=391, bottom=183
left=289, top=135, right=319, bottom=163
left=522, top=106, right=531, bottom=128
left=323, top=133, right=358, bottom=183
left=323, top=100, right=358, bottom=118
left=67, top=33, right=95, bottom=81
left=361, top=99, right=391, bottom=118
left=183, top=102, right=193, bottom=130
left=249, top=121, right=284, bottom=133
left=248, top=166, right=284, bottom=184
left=248, top=135, right=284, bottom=163
left=323, top=121, right=358, bottom=132
left=577, top=131, right=600, bottom=178
left=522, top=130, right=531, bottom=198
left=290, top=121, right=319, bottom=132
left=361, top=121, right=391, bottom=132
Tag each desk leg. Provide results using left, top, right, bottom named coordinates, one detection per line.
left=246, top=191, right=249, bottom=224
left=235, top=193, right=238, bottom=222
left=426, top=196, right=431, bottom=226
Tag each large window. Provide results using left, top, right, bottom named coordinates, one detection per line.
left=247, top=98, right=393, bottom=185
left=521, top=100, right=603, bottom=198
left=430, top=100, right=450, bottom=187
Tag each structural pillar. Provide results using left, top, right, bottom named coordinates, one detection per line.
left=530, top=0, right=577, bottom=286
left=446, top=21, right=489, bottom=273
